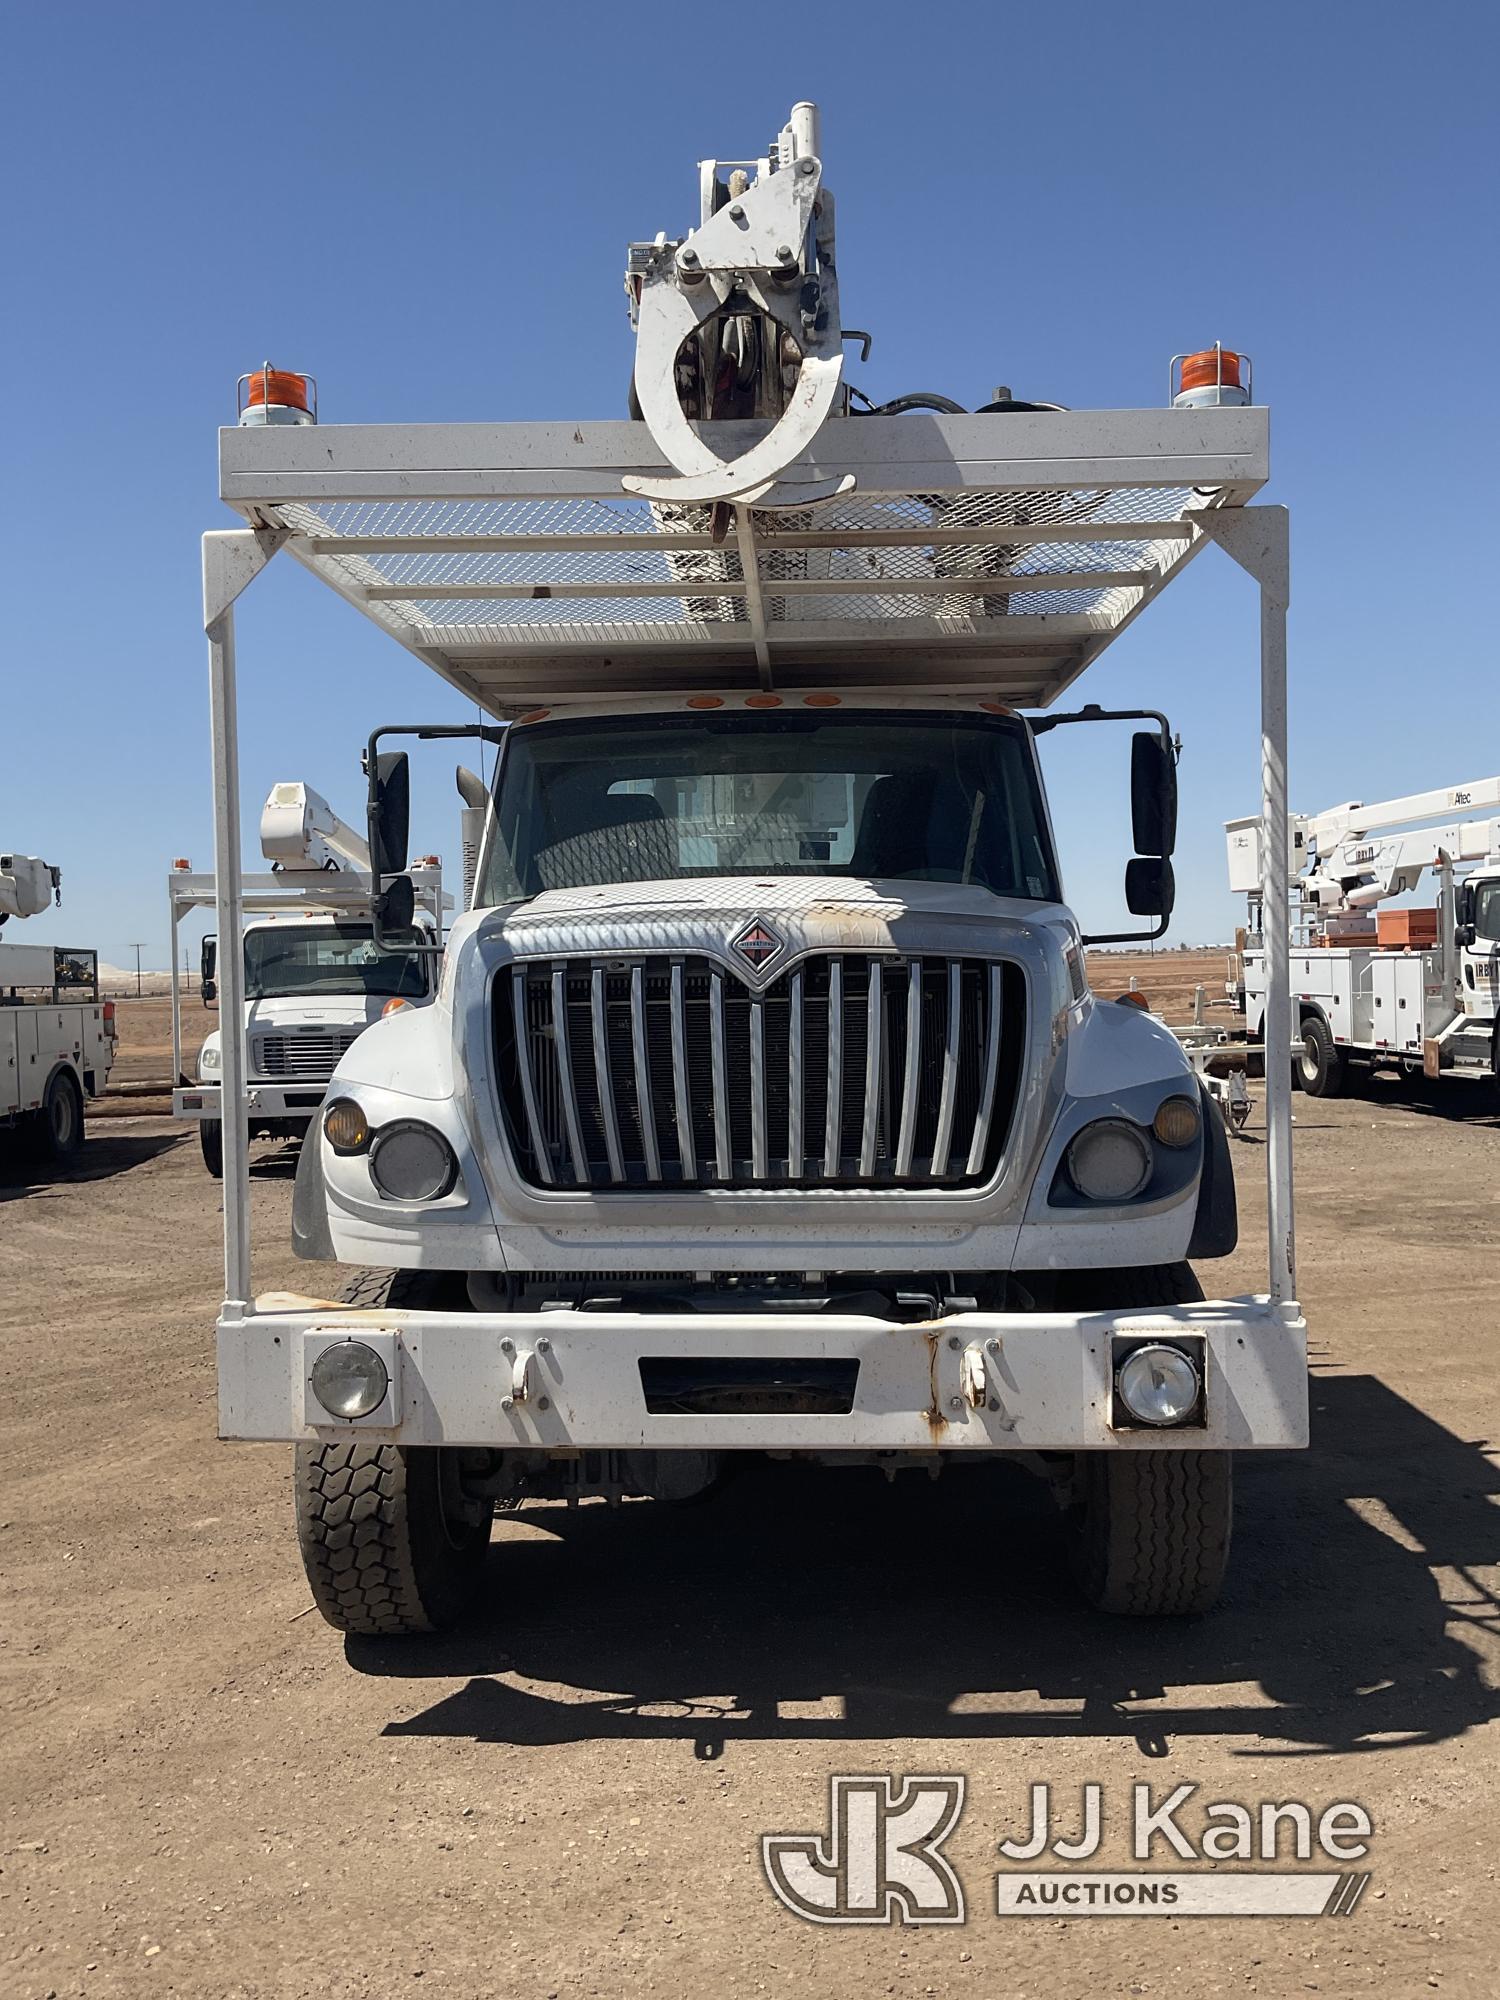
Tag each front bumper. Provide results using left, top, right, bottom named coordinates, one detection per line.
left=175, top=1082, right=327, bottom=1122
left=220, top=1297, right=1307, bottom=1451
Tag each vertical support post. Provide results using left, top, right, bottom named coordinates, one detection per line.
left=1192, top=505, right=1295, bottom=1309
left=1257, top=535, right=1296, bottom=1308
left=202, top=528, right=286, bottom=1318
left=168, top=892, right=183, bottom=1086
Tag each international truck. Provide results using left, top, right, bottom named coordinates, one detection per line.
left=1, top=851, right=116, bottom=1167
left=202, top=103, right=1306, bottom=1637
left=169, top=783, right=446, bottom=1175
left=1229, top=776, right=1500, bottom=1095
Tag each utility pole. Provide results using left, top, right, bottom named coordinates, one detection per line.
left=128, top=943, right=146, bottom=998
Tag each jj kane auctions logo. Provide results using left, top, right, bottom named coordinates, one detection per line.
left=762, top=1778, right=1374, bottom=1925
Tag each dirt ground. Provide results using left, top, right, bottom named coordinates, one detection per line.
left=6, top=1014, right=1499, bottom=1996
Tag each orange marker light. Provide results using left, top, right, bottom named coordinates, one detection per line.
left=515, top=708, right=550, bottom=725
left=245, top=368, right=311, bottom=411
left=802, top=693, right=841, bottom=707
left=745, top=693, right=783, bottom=708
left=686, top=695, right=724, bottom=709
left=1179, top=348, right=1243, bottom=393
left=382, top=997, right=411, bottom=1018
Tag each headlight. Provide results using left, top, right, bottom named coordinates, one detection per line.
left=1115, top=1342, right=1201, bottom=1427
left=368, top=1120, right=458, bottom=1202
left=323, top=1097, right=371, bottom=1154
left=310, top=1340, right=389, bottom=1420
left=198, top=1044, right=221, bottom=1075
left=1153, top=1094, right=1201, bottom=1148
left=1066, top=1119, right=1152, bottom=1202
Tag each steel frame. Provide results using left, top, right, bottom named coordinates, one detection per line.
left=203, top=414, right=1295, bottom=1330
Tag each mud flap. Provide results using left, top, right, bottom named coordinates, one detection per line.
left=291, top=1128, right=335, bottom=1263
left=1187, top=1078, right=1238, bottom=1259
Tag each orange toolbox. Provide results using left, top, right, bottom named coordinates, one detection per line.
left=1376, top=907, right=1440, bottom=948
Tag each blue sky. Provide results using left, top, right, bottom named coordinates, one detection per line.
left=4, top=1, right=1496, bottom=966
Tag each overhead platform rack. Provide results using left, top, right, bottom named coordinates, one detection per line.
left=219, top=407, right=1268, bottom=713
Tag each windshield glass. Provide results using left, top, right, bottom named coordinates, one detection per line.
left=1474, top=882, right=1500, bottom=943
left=242, top=925, right=431, bottom=1001
left=481, top=711, right=1059, bottom=903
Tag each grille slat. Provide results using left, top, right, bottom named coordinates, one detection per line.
left=931, top=960, right=963, bottom=1175
left=497, top=951, right=1022, bottom=1191
left=859, top=960, right=883, bottom=1178
left=967, top=963, right=1005, bottom=1176
left=708, top=971, right=732, bottom=1180
left=589, top=967, right=625, bottom=1183
left=551, top=965, right=588, bottom=1182
left=629, top=965, right=661, bottom=1181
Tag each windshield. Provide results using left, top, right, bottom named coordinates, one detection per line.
left=1474, top=881, right=1500, bottom=943
left=242, top=924, right=431, bottom=1001
left=480, top=711, right=1060, bottom=904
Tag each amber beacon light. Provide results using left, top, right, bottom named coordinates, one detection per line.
left=1169, top=344, right=1251, bottom=409
left=236, top=363, right=318, bottom=426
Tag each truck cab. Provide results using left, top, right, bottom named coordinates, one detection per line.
left=192, top=911, right=437, bottom=1176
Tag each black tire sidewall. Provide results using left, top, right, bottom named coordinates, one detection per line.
left=38, top=1070, right=83, bottom=1162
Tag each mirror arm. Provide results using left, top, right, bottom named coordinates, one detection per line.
left=1079, top=914, right=1172, bottom=948
left=364, top=722, right=507, bottom=955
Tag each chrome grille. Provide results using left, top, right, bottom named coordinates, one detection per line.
left=496, top=954, right=1023, bottom=1191
left=254, top=1028, right=364, bottom=1079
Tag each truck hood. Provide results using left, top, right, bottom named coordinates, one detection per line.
left=482, top=875, right=1072, bottom=983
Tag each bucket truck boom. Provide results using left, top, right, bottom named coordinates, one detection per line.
left=1229, top=776, right=1500, bottom=1094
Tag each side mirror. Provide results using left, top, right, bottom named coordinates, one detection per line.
left=377, top=872, right=415, bottom=933
left=1126, top=856, right=1175, bottom=920
left=201, top=979, right=218, bottom=1006
left=369, top=749, right=411, bottom=878
left=1456, top=922, right=1476, bottom=949
left=1130, top=731, right=1177, bottom=858
left=200, top=936, right=217, bottom=1008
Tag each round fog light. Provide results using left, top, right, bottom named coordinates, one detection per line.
left=323, top=1097, right=370, bottom=1154
left=368, top=1120, right=458, bottom=1202
left=1066, top=1119, right=1152, bottom=1202
left=310, top=1339, right=389, bottom=1420
left=1116, top=1343, right=1200, bottom=1427
left=1153, top=1094, right=1201, bottom=1148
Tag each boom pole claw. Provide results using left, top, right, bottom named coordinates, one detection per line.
left=622, top=104, right=849, bottom=506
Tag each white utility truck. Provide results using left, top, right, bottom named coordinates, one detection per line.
left=1229, top=776, right=1500, bottom=1095
left=170, top=783, right=447, bottom=1176
left=1, top=851, right=116, bottom=1165
left=203, top=103, right=1305, bottom=1637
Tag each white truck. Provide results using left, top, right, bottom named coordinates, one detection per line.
left=170, top=783, right=447, bottom=1176
left=1229, top=776, right=1500, bottom=1095
left=202, top=103, right=1305, bottom=1637
left=1, top=852, right=116, bottom=1165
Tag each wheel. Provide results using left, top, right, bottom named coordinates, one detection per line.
left=294, top=1269, right=494, bottom=1636
left=200, top=1118, right=224, bottom=1178
left=1294, top=1014, right=1345, bottom=1098
left=1056, top=1262, right=1233, bottom=1616
left=29, top=1068, right=84, bottom=1166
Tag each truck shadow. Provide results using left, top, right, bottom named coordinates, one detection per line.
left=1353, top=1074, right=1500, bottom=1129
left=357, top=1373, right=1500, bottom=1761
left=0, top=1129, right=183, bottom=1199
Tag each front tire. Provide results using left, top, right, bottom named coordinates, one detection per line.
left=200, top=1118, right=224, bottom=1178
left=30, top=1068, right=84, bottom=1166
left=1057, top=1262, right=1233, bottom=1616
left=294, top=1270, right=494, bottom=1636
left=1295, top=1014, right=1345, bottom=1097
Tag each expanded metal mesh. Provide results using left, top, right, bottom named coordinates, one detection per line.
left=272, top=484, right=1200, bottom=638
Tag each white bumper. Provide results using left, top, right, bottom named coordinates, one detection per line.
left=175, top=1082, right=326, bottom=1122
left=218, top=1296, right=1307, bottom=1451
